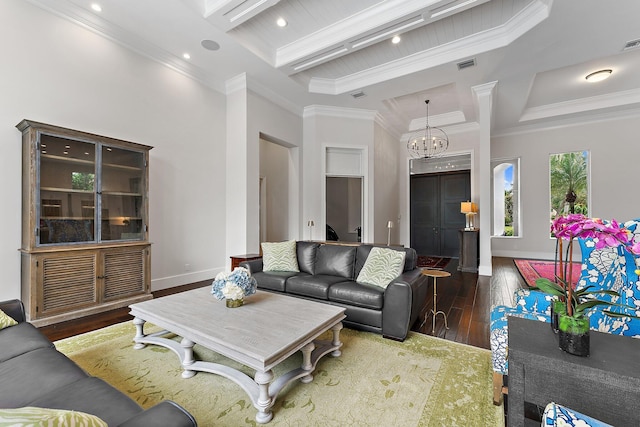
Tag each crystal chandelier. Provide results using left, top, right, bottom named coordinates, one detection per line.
left=406, top=100, right=449, bottom=159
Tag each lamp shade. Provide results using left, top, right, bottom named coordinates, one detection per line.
left=387, top=221, right=394, bottom=229
left=460, top=202, right=473, bottom=214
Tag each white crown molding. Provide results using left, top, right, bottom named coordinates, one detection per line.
left=225, top=73, right=248, bottom=94
left=408, top=110, right=466, bottom=130
left=374, top=113, right=403, bottom=140
left=275, top=0, right=440, bottom=68
left=303, top=105, right=378, bottom=121
left=494, top=106, right=640, bottom=137
left=401, top=121, right=479, bottom=141
left=520, top=87, right=640, bottom=122
left=307, top=0, right=551, bottom=95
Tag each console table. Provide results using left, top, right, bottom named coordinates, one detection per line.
left=457, top=229, right=478, bottom=272
left=230, top=253, right=262, bottom=269
left=508, top=316, right=640, bottom=426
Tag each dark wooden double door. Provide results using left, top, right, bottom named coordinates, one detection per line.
left=410, top=171, right=470, bottom=257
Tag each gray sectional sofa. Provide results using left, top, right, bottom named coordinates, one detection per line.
left=241, top=241, right=427, bottom=341
left=0, top=299, right=197, bottom=426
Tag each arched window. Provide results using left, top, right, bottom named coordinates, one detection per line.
left=492, top=159, right=519, bottom=237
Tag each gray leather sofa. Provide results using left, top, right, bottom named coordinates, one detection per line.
left=0, top=299, right=197, bottom=427
left=241, top=242, right=427, bottom=341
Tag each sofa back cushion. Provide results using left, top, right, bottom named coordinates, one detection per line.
left=355, top=245, right=416, bottom=277
left=297, top=241, right=321, bottom=274
left=315, top=244, right=356, bottom=279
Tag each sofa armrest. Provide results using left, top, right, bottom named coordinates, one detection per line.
left=0, top=299, right=26, bottom=323
left=382, top=269, right=425, bottom=341
left=513, top=289, right=553, bottom=315
left=117, top=401, right=197, bottom=427
left=240, top=259, right=263, bottom=274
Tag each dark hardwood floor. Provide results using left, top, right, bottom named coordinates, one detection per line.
left=39, top=257, right=528, bottom=349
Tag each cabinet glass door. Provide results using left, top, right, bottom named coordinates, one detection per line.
left=100, top=145, right=145, bottom=241
left=39, top=135, right=96, bottom=244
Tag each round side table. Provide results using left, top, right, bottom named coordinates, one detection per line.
left=421, top=269, right=451, bottom=335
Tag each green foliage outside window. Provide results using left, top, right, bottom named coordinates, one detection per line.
left=550, top=151, right=588, bottom=222
left=71, top=172, right=94, bottom=191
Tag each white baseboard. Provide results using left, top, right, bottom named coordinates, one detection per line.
left=151, top=268, right=221, bottom=292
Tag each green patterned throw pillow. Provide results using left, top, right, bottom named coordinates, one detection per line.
left=356, top=247, right=406, bottom=288
left=0, top=407, right=108, bottom=426
left=262, top=240, right=300, bottom=272
left=0, top=309, right=18, bottom=330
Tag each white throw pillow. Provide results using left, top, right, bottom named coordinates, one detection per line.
left=0, top=309, right=17, bottom=330
left=262, top=240, right=300, bottom=272
left=356, top=247, right=406, bottom=288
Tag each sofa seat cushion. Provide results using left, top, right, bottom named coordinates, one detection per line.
left=28, top=377, right=143, bottom=426
left=328, top=281, right=384, bottom=310
left=0, top=348, right=88, bottom=407
left=253, top=271, right=305, bottom=292
left=0, top=322, right=54, bottom=363
left=286, top=275, right=345, bottom=299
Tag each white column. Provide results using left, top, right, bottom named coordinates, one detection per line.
left=225, top=74, right=250, bottom=268
left=471, top=81, right=498, bottom=277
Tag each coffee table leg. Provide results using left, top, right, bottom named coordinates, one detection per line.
left=132, top=317, right=147, bottom=350
left=181, top=338, right=196, bottom=379
left=331, top=322, right=343, bottom=357
left=300, top=342, right=316, bottom=384
left=255, top=370, right=274, bottom=424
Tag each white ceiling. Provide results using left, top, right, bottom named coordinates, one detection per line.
left=28, top=0, right=640, bottom=138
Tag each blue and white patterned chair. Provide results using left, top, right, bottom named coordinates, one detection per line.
left=490, top=219, right=640, bottom=405
left=542, top=402, right=612, bottom=427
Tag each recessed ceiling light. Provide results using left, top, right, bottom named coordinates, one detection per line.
left=91, top=3, right=102, bottom=12
left=276, top=17, right=287, bottom=27
left=183, top=53, right=191, bottom=60
left=392, top=35, right=401, bottom=44
left=201, top=40, right=220, bottom=51
left=585, top=69, right=612, bottom=82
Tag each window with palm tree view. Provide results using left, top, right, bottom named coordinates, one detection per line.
left=549, top=151, right=589, bottom=224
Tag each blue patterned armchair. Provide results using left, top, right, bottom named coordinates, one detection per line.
left=542, top=403, right=612, bottom=427
left=490, top=219, right=640, bottom=405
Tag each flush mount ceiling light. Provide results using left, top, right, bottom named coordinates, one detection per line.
left=182, top=53, right=191, bottom=60
left=90, top=3, right=102, bottom=12
left=585, top=69, right=612, bottom=82
left=392, top=35, right=401, bottom=44
left=406, top=100, right=449, bottom=160
left=276, top=17, right=287, bottom=27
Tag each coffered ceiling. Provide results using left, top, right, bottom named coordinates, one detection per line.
left=28, top=0, right=640, bottom=138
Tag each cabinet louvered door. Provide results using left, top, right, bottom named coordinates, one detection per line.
left=102, top=247, right=148, bottom=301
left=37, top=252, right=97, bottom=317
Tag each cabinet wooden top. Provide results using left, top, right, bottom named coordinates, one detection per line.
left=16, top=119, right=153, bottom=151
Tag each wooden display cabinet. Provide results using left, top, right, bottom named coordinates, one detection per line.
left=17, top=120, right=153, bottom=326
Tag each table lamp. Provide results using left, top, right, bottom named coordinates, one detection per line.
left=387, top=220, right=393, bottom=246
left=307, top=220, right=314, bottom=240
left=460, top=202, right=477, bottom=230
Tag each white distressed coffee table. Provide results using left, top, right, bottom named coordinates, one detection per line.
left=129, top=288, right=345, bottom=424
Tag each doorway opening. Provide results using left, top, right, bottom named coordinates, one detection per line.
left=326, top=177, right=362, bottom=242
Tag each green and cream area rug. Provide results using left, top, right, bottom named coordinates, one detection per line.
left=55, top=323, right=503, bottom=427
